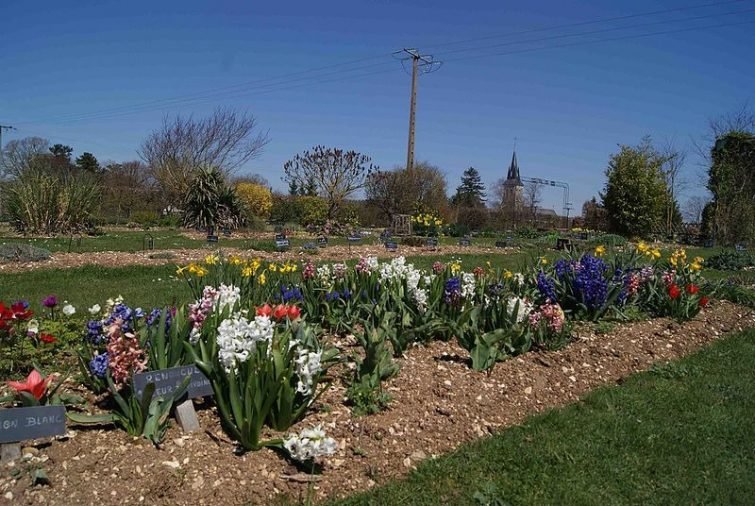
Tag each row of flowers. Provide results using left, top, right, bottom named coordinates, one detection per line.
left=1, top=245, right=712, bottom=464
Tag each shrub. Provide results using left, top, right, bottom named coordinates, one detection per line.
left=0, top=243, right=52, bottom=263
left=130, top=210, right=159, bottom=228
left=236, top=182, right=273, bottom=219
left=706, top=250, right=754, bottom=271
left=3, top=171, right=100, bottom=234
left=183, top=167, right=245, bottom=230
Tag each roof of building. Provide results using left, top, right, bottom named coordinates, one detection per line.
left=505, top=150, right=522, bottom=186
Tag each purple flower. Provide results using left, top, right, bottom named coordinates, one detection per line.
left=573, top=254, right=608, bottom=310
left=444, top=277, right=462, bottom=306
left=42, top=295, right=58, bottom=308
left=89, top=353, right=109, bottom=378
left=537, top=272, right=558, bottom=302
left=86, top=320, right=104, bottom=344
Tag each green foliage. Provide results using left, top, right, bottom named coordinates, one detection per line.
left=601, top=138, right=670, bottom=237
left=130, top=210, right=159, bottom=228
left=183, top=167, right=245, bottom=230
left=707, top=132, right=755, bottom=245
left=75, top=152, right=100, bottom=173
left=456, top=301, right=530, bottom=371
left=294, top=195, right=329, bottom=228
left=346, top=308, right=400, bottom=415
left=452, top=167, right=487, bottom=208
left=706, top=249, right=754, bottom=271
left=3, top=170, right=101, bottom=234
left=67, top=375, right=190, bottom=446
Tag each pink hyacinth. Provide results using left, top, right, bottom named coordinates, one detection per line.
left=529, top=301, right=565, bottom=333
left=105, top=319, right=147, bottom=386
left=662, top=270, right=676, bottom=286
left=626, top=272, right=641, bottom=296
left=432, top=261, right=445, bottom=274
left=188, top=286, right=218, bottom=336
left=303, top=261, right=316, bottom=280
left=354, top=257, right=370, bottom=274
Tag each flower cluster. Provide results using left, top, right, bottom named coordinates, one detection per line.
left=507, top=297, right=534, bottom=323
left=325, top=289, right=352, bottom=302
left=283, top=425, right=338, bottom=462
left=528, top=301, right=566, bottom=333
left=302, top=260, right=316, bottom=280
left=461, top=272, right=476, bottom=299
left=279, top=285, right=304, bottom=303
left=256, top=303, right=301, bottom=322
left=379, top=257, right=427, bottom=312
left=216, top=314, right=274, bottom=372
left=89, top=352, right=110, bottom=378
left=411, top=212, right=443, bottom=227
left=105, top=320, right=147, bottom=385
left=444, top=277, right=462, bottom=306
left=0, top=300, right=33, bottom=335
left=636, top=242, right=662, bottom=260
left=572, top=255, right=609, bottom=310
left=355, top=256, right=378, bottom=274
left=294, top=348, right=323, bottom=396
left=536, top=272, right=558, bottom=302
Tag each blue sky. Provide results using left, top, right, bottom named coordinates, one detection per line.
left=2, top=0, right=754, bottom=213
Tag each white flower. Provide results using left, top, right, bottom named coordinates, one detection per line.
left=283, top=425, right=338, bottom=462
left=216, top=284, right=241, bottom=313
left=316, top=265, right=333, bottom=288
left=461, top=272, right=476, bottom=299
left=513, top=273, right=525, bottom=286
left=26, top=319, right=39, bottom=335
left=366, top=256, right=379, bottom=270
left=62, top=304, right=76, bottom=316
left=216, top=314, right=274, bottom=372
left=295, top=348, right=323, bottom=396
left=507, top=297, right=534, bottom=323
left=88, top=304, right=101, bottom=315
left=413, top=287, right=428, bottom=312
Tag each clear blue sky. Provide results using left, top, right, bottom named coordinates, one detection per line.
left=2, top=0, right=754, bottom=214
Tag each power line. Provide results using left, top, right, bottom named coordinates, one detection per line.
left=422, top=0, right=749, bottom=50
left=13, top=0, right=751, bottom=127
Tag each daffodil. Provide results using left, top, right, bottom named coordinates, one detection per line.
left=229, top=255, right=242, bottom=266
left=269, top=263, right=278, bottom=273
left=637, top=242, right=649, bottom=254
left=540, top=256, right=548, bottom=266
left=241, top=266, right=254, bottom=277
left=503, top=269, right=513, bottom=279
left=594, top=245, right=606, bottom=257
left=651, top=249, right=661, bottom=259
left=258, top=273, right=267, bottom=285
left=690, top=262, right=702, bottom=272
left=204, top=254, right=218, bottom=265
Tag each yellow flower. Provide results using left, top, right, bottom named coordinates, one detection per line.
left=269, top=263, right=278, bottom=272
left=693, top=256, right=704, bottom=264
left=258, top=273, right=267, bottom=285
left=204, top=254, right=218, bottom=265
left=176, top=265, right=188, bottom=275
left=690, top=262, right=702, bottom=272
left=229, top=255, right=242, bottom=266
left=594, top=245, right=606, bottom=257
left=637, top=242, right=649, bottom=254
left=652, top=249, right=661, bottom=259
left=540, top=256, right=548, bottom=266
left=450, top=261, right=462, bottom=275
left=434, top=219, right=443, bottom=226
left=241, top=266, right=254, bottom=277
left=503, top=270, right=513, bottom=279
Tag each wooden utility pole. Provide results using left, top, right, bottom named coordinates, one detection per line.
left=394, top=49, right=441, bottom=171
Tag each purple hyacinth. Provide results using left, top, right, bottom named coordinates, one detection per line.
left=280, top=285, right=304, bottom=303
left=89, top=353, right=109, bottom=378
left=86, top=320, right=105, bottom=344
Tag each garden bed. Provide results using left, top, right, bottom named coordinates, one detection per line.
left=0, top=245, right=516, bottom=273
left=2, top=301, right=753, bottom=505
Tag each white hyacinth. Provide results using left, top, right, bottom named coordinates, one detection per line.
left=283, top=425, right=338, bottom=462
left=316, top=265, right=333, bottom=287
left=295, top=348, right=323, bottom=396
left=507, top=297, right=534, bottom=323
left=216, top=284, right=241, bottom=313
left=365, top=256, right=379, bottom=271
left=461, top=272, right=476, bottom=299
left=513, top=273, right=525, bottom=286
left=216, top=314, right=274, bottom=372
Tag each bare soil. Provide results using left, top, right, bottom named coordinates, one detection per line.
left=1, top=301, right=753, bottom=505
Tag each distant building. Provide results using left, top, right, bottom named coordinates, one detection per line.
left=501, top=150, right=524, bottom=223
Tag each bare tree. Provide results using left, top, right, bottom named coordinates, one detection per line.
left=101, top=161, right=157, bottom=222
left=523, top=180, right=542, bottom=225
left=660, top=140, right=687, bottom=234
left=366, top=161, right=448, bottom=224
left=139, top=108, right=269, bottom=205
left=1, top=136, right=49, bottom=178
left=684, top=195, right=708, bottom=224
left=283, top=146, right=376, bottom=220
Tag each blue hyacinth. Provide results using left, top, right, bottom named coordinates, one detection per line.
left=86, top=320, right=104, bottom=344
left=146, top=308, right=172, bottom=331
left=444, top=277, right=462, bottom=305
left=537, top=271, right=558, bottom=302
left=573, top=254, right=609, bottom=310
left=279, top=285, right=304, bottom=303
left=89, top=353, right=109, bottom=378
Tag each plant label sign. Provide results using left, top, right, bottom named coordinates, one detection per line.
left=303, top=242, right=317, bottom=250
left=495, top=240, right=507, bottom=248
left=133, top=365, right=213, bottom=401
left=384, top=241, right=398, bottom=251
left=317, top=236, right=328, bottom=247
left=347, top=235, right=361, bottom=243
left=459, top=238, right=471, bottom=246
left=0, top=405, right=66, bottom=444
left=275, top=235, right=290, bottom=250
left=425, top=237, right=439, bottom=248
left=207, top=235, right=219, bottom=244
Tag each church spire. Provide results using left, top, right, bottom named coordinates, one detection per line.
left=507, top=150, right=521, bottom=184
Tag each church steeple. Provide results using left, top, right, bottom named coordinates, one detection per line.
left=506, top=150, right=521, bottom=184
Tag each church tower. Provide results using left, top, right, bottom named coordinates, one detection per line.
left=502, top=150, right=524, bottom=218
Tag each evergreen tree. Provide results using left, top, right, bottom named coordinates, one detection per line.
left=452, top=167, right=486, bottom=207
left=75, top=152, right=100, bottom=173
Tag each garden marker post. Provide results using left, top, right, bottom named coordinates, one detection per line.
left=0, top=405, right=66, bottom=462
left=317, top=236, right=328, bottom=248
left=275, top=234, right=290, bottom=251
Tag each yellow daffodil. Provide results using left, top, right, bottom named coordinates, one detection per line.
left=229, top=255, right=242, bottom=266
left=450, top=261, right=462, bottom=275
left=652, top=249, right=661, bottom=259
left=690, top=262, right=702, bottom=272
left=503, top=269, right=513, bottom=279
left=694, top=256, right=704, bottom=264
left=269, top=263, right=278, bottom=272
left=434, top=219, right=443, bottom=226
left=540, top=256, right=548, bottom=266
left=258, top=272, right=267, bottom=285
left=204, top=254, right=218, bottom=265
left=241, top=266, right=254, bottom=277
left=176, top=265, right=188, bottom=275
left=594, top=245, right=606, bottom=257
left=637, top=242, right=649, bottom=254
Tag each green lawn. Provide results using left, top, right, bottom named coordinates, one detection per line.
left=334, top=328, right=755, bottom=505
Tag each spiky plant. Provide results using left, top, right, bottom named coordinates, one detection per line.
left=182, top=167, right=245, bottom=230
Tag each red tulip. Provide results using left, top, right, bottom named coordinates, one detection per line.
left=685, top=284, right=699, bottom=295
left=668, top=284, right=681, bottom=300
left=7, top=369, right=50, bottom=401
left=10, top=302, right=32, bottom=321
left=699, top=296, right=710, bottom=307
left=256, top=303, right=272, bottom=318
left=40, top=333, right=56, bottom=344
left=287, top=305, right=301, bottom=321
left=272, top=304, right=288, bottom=321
